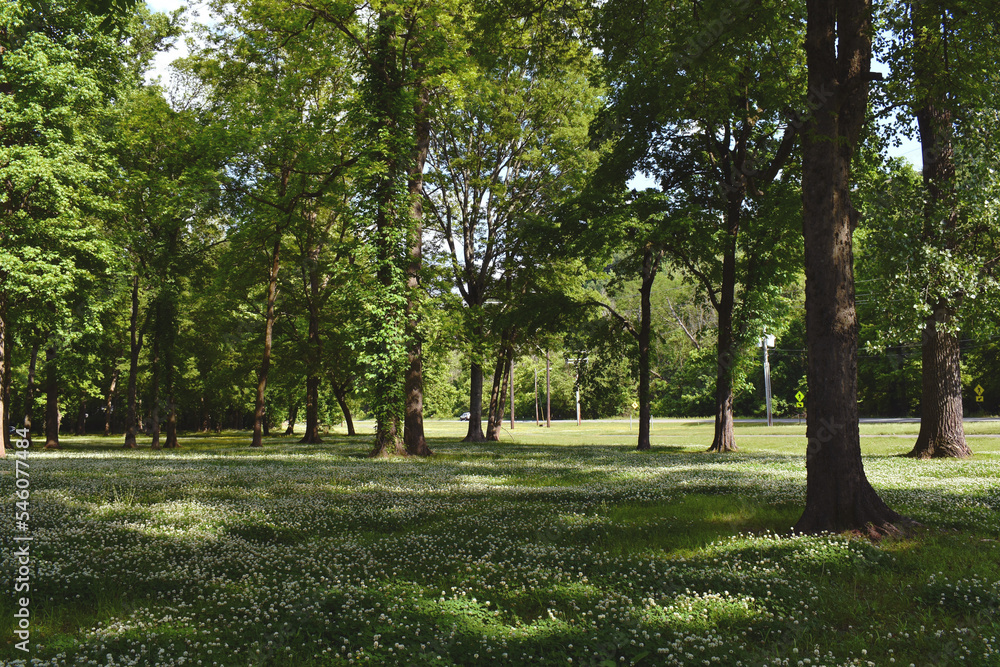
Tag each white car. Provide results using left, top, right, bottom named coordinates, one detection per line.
left=459, top=412, right=471, bottom=421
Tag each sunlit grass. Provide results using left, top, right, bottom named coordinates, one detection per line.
left=1, top=420, right=998, bottom=665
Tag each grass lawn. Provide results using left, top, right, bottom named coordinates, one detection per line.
left=1, top=419, right=998, bottom=666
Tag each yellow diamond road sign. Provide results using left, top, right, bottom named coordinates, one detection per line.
left=975, top=384, right=984, bottom=395
left=795, top=391, right=805, bottom=402
left=632, top=402, right=638, bottom=409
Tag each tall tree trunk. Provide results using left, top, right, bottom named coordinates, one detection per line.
left=284, top=402, right=298, bottom=436
left=300, top=375, right=322, bottom=444
left=372, top=414, right=404, bottom=458
left=636, top=249, right=658, bottom=451
left=332, top=380, right=356, bottom=436
left=149, top=334, right=161, bottom=450
left=300, top=229, right=325, bottom=445
left=200, top=395, right=210, bottom=432
left=909, top=303, right=970, bottom=458
left=404, top=84, right=432, bottom=457
left=165, top=390, right=178, bottom=448
left=368, top=11, right=407, bottom=459
left=253, top=237, right=281, bottom=447
left=22, top=343, right=38, bottom=446
left=907, top=32, right=969, bottom=457
left=124, top=275, right=142, bottom=448
left=75, top=399, right=86, bottom=435
left=44, top=346, right=60, bottom=449
left=545, top=349, right=551, bottom=427
left=709, top=207, right=739, bottom=453
left=486, top=343, right=512, bottom=441
left=162, top=299, right=179, bottom=449
left=510, top=356, right=515, bottom=429
left=104, top=366, right=118, bottom=436
left=463, top=359, right=487, bottom=442
left=795, top=0, right=902, bottom=536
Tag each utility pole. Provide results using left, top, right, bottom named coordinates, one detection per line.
left=760, top=332, right=776, bottom=427
left=534, top=365, right=539, bottom=426
left=568, top=353, right=588, bottom=426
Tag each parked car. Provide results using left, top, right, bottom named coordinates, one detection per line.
left=459, top=412, right=471, bottom=421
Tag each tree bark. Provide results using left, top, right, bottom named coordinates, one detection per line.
left=906, top=28, right=970, bottom=458
left=486, top=342, right=512, bottom=441
left=74, top=399, right=86, bottom=436
left=371, top=414, right=405, bottom=458
left=909, top=303, right=970, bottom=458
left=124, top=274, right=143, bottom=448
left=794, top=0, right=903, bottom=536
left=149, top=333, right=161, bottom=450
left=104, top=366, right=118, bottom=436
left=22, top=343, right=38, bottom=446
left=510, top=356, right=515, bottom=429
left=200, top=395, right=210, bottom=433
left=284, top=402, right=298, bottom=436
left=253, top=237, right=281, bottom=447
left=299, top=374, right=322, bottom=444
left=44, top=346, right=60, bottom=449
left=300, top=233, right=324, bottom=445
left=403, top=83, right=432, bottom=457
left=636, top=249, right=658, bottom=451
left=164, top=321, right=179, bottom=448
left=332, top=380, right=356, bottom=436
left=463, top=359, right=487, bottom=441
left=708, top=199, right=741, bottom=452
left=165, top=389, right=179, bottom=448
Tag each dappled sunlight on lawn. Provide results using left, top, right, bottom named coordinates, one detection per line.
left=1, top=428, right=998, bottom=665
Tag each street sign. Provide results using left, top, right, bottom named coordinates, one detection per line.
left=795, top=390, right=805, bottom=408
left=975, top=384, right=985, bottom=403
left=631, top=402, right=638, bottom=409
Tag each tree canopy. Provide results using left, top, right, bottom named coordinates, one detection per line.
left=2, top=0, right=999, bottom=534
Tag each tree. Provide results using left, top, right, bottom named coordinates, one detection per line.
left=195, top=0, right=358, bottom=446
left=794, top=0, right=902, bottom=535
left=111, top=87, right=221, bottom=448
left=1, top=0, right=133, bottom=453
left=575, top=192, right=669, bottom=450
left=872, top=0, right=1000, bottom=458
left=424, top=19, right=600, bottom=442
left=302, top=0, right=481, bottom=457
left=591, top=0, right=804, bottom=452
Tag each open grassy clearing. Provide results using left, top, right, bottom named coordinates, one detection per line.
left=1, top=420, right=998, bottom=666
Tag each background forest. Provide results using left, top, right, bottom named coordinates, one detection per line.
left=2, top=0, right=999, bottom=455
